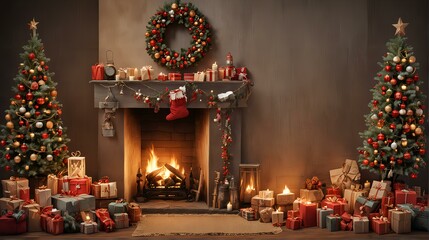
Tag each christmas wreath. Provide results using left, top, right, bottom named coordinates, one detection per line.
left=145, top=1, right=212, bottom=69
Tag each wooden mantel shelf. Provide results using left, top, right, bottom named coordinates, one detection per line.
left=91, top=80, right=251, bottom=109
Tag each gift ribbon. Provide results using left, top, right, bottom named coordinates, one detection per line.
left=401, top=189, right=409, bottom=204
left=38, top=185, right=47, bottom=190
left=71, top=151, right=81, bottom=157
left=238, top=72, right=248, bottom=80
left=369, top=183, right=386, bottom=200
left=326, top=196, right=338, bottom=203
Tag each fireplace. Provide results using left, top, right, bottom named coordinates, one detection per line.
left=92, top=80, right=250, bottom=206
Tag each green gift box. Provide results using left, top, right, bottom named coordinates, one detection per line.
left=108, top=200, right=128, bottom=218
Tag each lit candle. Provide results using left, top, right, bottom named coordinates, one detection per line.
left=277, top=185, right=295, bottom=205
left=212, top=62, right=218, bottom=71
left=85, top=215, right=91, bottom=223
left=364, top=180, right=371, bottom=190
left=227, top=201, right=232, bottom=211
left=272, top=209, right=284, bottom=226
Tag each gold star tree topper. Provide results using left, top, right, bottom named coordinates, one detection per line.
left=28, top=18, right=39, bottom=37
left=392, top=17, right=408, bottom=36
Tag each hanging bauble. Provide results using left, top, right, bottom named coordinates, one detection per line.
left=13, top=141, right=20, bottom=148
left=14, top=156, right=21, bottom=163
left=403, top=152, right=411, bottom=160
left=0, top=140, right=5, bottom=146
left=378, top=111, right=383, bottom=118
left=410, top=173, right=417, bottom=179
left=401, top=58, right=407, bottom=63
left=401, top=85, right=407, bottom=91
left=18, top=84, right=26, bottom=91
left=36, top=97, right=45, bottom=105
left=38, top=80, right=45, bottom=86
left=401, top=138, right=408, bottom=147
left=415, top=127, right=423, bottom=135
left=415, top=108, right=423, bottom=116
left=6, top=121, right=14, bottom=129
left=406, top=78, right=413, bottom=84
left=5, top=114, right=11, bottom=121
left=31, top=81, right=39, bottom=90
left=397, top=74, right=404, bottom=80
left=383, top=75, right=390, bottom=82
left=410, top=124, right=416, bottom=131
left=377, top=133, right=385, bottom=141
left=393, top=56, right=400, bottom=63
left=28, top=52, right=36, bottom=60
left=30, top=153, right=38, bottom=161
left=380, top=164, right=385, bottom=171
left=406, top=66, right=413, bottom=73
left=29, top=133, right=35, bottom=138
left=20, top=144, right=28, bottom=152
left=371, top=114, right=378, bottom=120
left=395, top=64, right=402, bottom=72
left=46, top=121, right=54, bottom=129
left=50, top=90, right=57, bottom=98
left=390, top=78, right=397, bottom=85
left=386, top=89, right=392, bottom=96
left=406, top=109, right=413, bottom=116
left=367, top=138, right=374, bottom=144
left=15, top=94, right=22, bottom=100
left=384, top=105, right=392, bottom=113
left=409, top=56, right=416, bottom=63
left=26, top=92, right=34, bottom=101
left=19, top=106, right=26, bottom=113
left=362, top=159, right=369, bottom=165
left=25, top=165, right=29, bottom=171
left=374, top=160, right=378, bottom=165
left=46, top=154, right=53, bottom=161
left=372, top=142, right=379, bottom=149
left=384, top=65, right=392, bottom=71
left=35, top=121, right=43, bottom=128
left=58, top=137, right=63, bottom=142
left=419, top=148, right=426, bottom=155
left=374, top=149, right=379, bottom=155
left=391, top=142, right=398, bottom=149
left=40, top=146, right=46, bottom=152
left=41, top=132, right=49, bottom=139
left=398, top=109, right=406, bottom=116
left=394, top=92, right=402, bottom=100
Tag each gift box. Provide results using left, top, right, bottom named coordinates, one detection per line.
left=412, top=205, right=429, bottom=231
left=51, top=194, right=95, bottom=216
left=393, top=182, right=407, bottom=191
left=259, top=207, right=273, bottom=223
left=47, top=174, right=59, bottom=195
left=343, top=188, right=368, bottom=213
left=141, top=66, right=154, bottom=80
left=317, top=207, right=333, bottom=228
left=2, top=177, right=29, bottom=198
left=354, top=196, right=380, bottom=216
left=96, top=208, right=115, bottom=232
left=271, top=210, right=283, bottom=226
left=68, top=151, right=86, bottom=178
left=277, top=192, right=295, bottom=205
left=372, top=217, right=390, bottom=235
left=326, top=214, right=341, bottom=231
left=287, top=209, right=300, bottom=219
left=0, top=197, right=24, bottom=212
left=91, top=183, right=101, bottom=198
left=100, top=182, right=117, bottom=198
left=168, top=72, right=181, bottom=81
left=329, top=159, right=360, bottom=191
left=108, top=200, right=128, bottom=217
left=128, top=202, right=141, bottom=223
left=194, top=71, right=205, bottom=81
left=381, top=195, right=395, bottom=217
left=91, top=64, right=104, bottom=80
left=352, top=216, right=369, bottom=233
left=251, top=196, right=275, bottom=207
left=81, top=221, right=98, bottom=234
left=300, top=189, right=324, bottom=202
left=18, top=186, right=30, bottom=202
left=205, top=69, right=217, bottom=82
left=368, top=180, right=389, bottom=200
left=293, top=198, right=303, bottom=211
left=225, top=66, right=235, bottom=79
left=118, top=68, right=127, bottom=80
left=114, top=213, right=129, bottom=229
left=277, top=204, right=293, bottom=213
left=327, top=187, right=342, bottom=197
left=325, top=197, right=346, bottom=215
left=240, top=208, right=257, bottom=221
left=0, top=211, right=27, bottom=235
left=286, top=217, right=301, bottom=230
left=58, top=176, right=70, bottom=193
left=299, top=202, right=317, bottom=227
left=158, top=72, right=168, bottom=81
left=69, top=177, right=91, bottom=195
left=340, top=219, right=353, bottom=231
left=218, top=67, right=226, bottom=80
left=27, top=207, right=42, bottom=232
left=35, top=188, right=51, bottom=207
left=395, top=189, right=417, bottom=205
left=389, top=209, right=411, bottom=234
left=183, top=73, right=194, bottom=81
left=231, top=67, right=248, bottom=80
left=258, top=189, right=274, bottom=199
left=250, top=204, right=260, bottom=219
left=46, top=214, right=64, bottom=235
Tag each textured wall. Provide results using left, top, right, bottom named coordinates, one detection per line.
left=0, top=0, right=427, bottom=198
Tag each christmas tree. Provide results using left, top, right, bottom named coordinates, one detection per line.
left=0, top=19, right=70, bottom=177
left=358, top=18, right=426, bottom=180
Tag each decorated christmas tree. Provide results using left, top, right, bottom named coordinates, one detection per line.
left=0, top=19, right=70, bottom=177
left=358, top=18, right=426, bottom=180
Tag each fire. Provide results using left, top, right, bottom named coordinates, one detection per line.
left=246, top=184, right=255, bottom=192
left=145, top=145, right=184, bottom=180
left=283, top=185, right=290, bottom=194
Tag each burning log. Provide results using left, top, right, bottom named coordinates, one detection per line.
left=146, top=167, right=163, bottom=182
left=164, top=177, right=176, bottom=188
left=165, top=163, right=186, bottom=180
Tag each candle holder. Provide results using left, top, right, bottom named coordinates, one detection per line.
left=239, top=164, right=260, bottom=205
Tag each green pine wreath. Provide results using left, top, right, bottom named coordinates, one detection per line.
left=145, top=0, right=212, bottom=70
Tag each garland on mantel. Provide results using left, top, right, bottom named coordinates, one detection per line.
left=98, top=80, right=253, bottom=180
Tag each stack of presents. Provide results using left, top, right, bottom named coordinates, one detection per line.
left=0, top=153, right=141, bottom=235
left=239, top=159, right=429, bottom=235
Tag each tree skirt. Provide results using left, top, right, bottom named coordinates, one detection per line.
left=132, top=214, right=282, bottom=237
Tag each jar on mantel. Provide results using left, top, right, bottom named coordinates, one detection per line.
left=217, top=184, right=230, bottom=209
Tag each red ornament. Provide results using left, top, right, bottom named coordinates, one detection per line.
left=0, top=140, right=6, bottom=146
left=57, top=129, right=63, bottom=136
left=401, top=96, right=408, bottom=102
left=378, top=112, right=383, bottom=118
left=379, top=164, right=385, bottom=171
left=414, top=75, right=419, bottom=81
left=394, top=92, right=402, bottom=100
left=19, top=120, right=25, bottom=126
left=383, top=75, right=390, bottom=82
left=28, top=52, right=36, bottom=60
left=5, top=166, right=11, bottom=171
left=403, top=152, right=411, bottom=160
left=362, top=159, right=369, bottom=165
left=400, top=103, right=406, bottom=109
left=35, top=111, right=41, bottom=116
left=372, top=100, right=378, bottom=107
left=369, top=162, right=375, bottom=167
left=389, top=123, right=396, bottom=129
left=395, top=64, right=402, bottom=72
left=390, top=79, right=397, bottom=85
left=367, top=138, right=374, bottom=144
left=372, top=142, right=379, bottom=149
left=403, top=123, right=410, bottom=133
left=18, top=84, right=26, bottom=91
left=174, top=52, right=179, bottom=58
left=31, top=81, right=39, bottom=90
left=381, top=86, right=387, bottom=91
left=410, top=173, right=417, bottom=179
left=406, top=78, right=413, bottom=85
left=32, top=75, right=37, bottom=81
left=5, top=153, right=11, bottom=160
left=420, top=148, right=426, bottom=155
left=36, top=97, right=45, bottom=105
left=26, top=92, right=34, bottom=101
left=418, top=118, right=424, bottom=125
left=377, top=133, right=385, bottom=141
left=42, top=132, right=49, bottom=139
left=20, top=144, right=28, bottom=152
left=150, top=39, right=156, bottom=47
left=63, top=158, right=68, bottom=165
left=15, top=94, right=22, bottom=100
left=397, top=159, right=403, bottom=165
left=391, top=110, right=399, bottom=118
left=151, top=29, right=157, bottom=35
left=385, top=65, right=391, bottom=71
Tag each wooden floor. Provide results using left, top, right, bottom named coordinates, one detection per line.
left=10, top=222, right=429, bottom=239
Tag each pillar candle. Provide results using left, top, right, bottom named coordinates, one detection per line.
left=227, top=202, right=232, bottom=211
left=212, top=62, right=218, bottom=71
left=272, top=210, right=284, bottom=226
left=277, top=186, right=295, bottom=205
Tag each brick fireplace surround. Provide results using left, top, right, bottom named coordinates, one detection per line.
left=92, top=80, right=248, bottom=206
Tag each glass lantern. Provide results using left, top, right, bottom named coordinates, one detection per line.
left=239, top=163, right=260, bottom=204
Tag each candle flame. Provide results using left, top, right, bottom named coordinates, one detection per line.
left=283, top=185, right=290, bottom=194
left=86, top=215, right=90, bottom=221
left=246, top=184, right=255, bottom=192
left=306, top=201, right=312, bottom=204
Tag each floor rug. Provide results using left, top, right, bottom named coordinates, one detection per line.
left=132, top=214, right=282, bottom=237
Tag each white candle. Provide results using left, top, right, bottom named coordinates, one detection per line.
left=364, top=180, right=370, bottom=189
left=212, top=62, right=218, bottom=71
left=277, top=185, right=295, bottom=205
left=129, top=76, right=135, bottom=80
left=227, top=202, right=232, bottom=211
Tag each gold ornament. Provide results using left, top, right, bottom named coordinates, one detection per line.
left=11, top=100, right=16, bottom=105
left=145, top=32, right=150, bottom=37
left=190, top=57, right=196, bottom=63
left=401, top=58, right=407, bottom=63
left=38, top=80, right=45, bottom=86
left=199, top=18, right=204, bottom=23
left=5, top=114, right=11, bottom=121
left=410, top=124, right=416, bottom=131
left=156, top=24, right=160, bottom=29
left=51, top=90, right=58, bottom=98
left=28, top=101, right=33, bottom=106
left=392, top=17, right=408, bottom=36
left=154, top=52, right=160, bottom=59
left=374, top=149, right=378, bottom=155
left=58, top=137, right=63, bottom=142
left=393, top=56, right=400, bottom=63
left=45, top=97, right=49, bottom=101
left=409, top=56, right=416, bottom=63
left=189, top=10, right=196, bottom=17
left=40, top=146, right=46, bottom=152
left=14, top=156, right=21, bottom=163
left=194, top=21, right=198, bottom=26
left=6, top=121, right=14, bottom=129
left=199, top=32, right=203, bottom=37
left=13, top=141, right=20, bottom=148
left=25, top=165, right=29, bottom=171
left=401, top=85, right=407, bottom=91
left=171, top=2, right=178, bottom=9
left=21, top=100, right=26, bottom=104
left=30, top=133, right=35, bottom=138
left=44, top=109, right=51, bottom=115
left=30, top=153, right=37, bottom=161
left=29, top=69, right=35, bottom=74
left=416, top=157, right=420, bottom=162
left=24, top=112, right=31, bottom=118
left=166, top=55, right=171, bottom=61
left=401, top=138, right=408, bottom=147
left=415, top=127, right=422, bottom=135
left=46, top=121, right=54, bottom=129
left=374, top=160, right=378, bottom=165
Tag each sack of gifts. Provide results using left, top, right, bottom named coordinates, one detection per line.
left=329, top=159, right=360, bottom=191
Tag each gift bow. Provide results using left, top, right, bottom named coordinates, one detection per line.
left=332, top=159, right=361, bottom=189
left=38, top=185, right=47, bottom=190
left=326, top=196, right=338, bottom=203
left=70, top=151, right=81, bottom=157
left=401, top=189, right=410, bottom=203
left=238, top=72, right=248, bottom=80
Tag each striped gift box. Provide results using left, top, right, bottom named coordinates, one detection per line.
left=168, top=73, right=181, bottom=81
left=183, top=73, right=194, bottom=81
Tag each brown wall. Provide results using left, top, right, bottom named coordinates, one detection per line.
left=1, top=0, right=428, bottom=198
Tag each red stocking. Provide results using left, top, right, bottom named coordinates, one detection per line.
left=166, top=89, right=189, bottom=121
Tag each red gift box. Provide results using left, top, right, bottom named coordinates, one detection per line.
left=299, top=202, right=317, bottom=227
left=168, top=73, right=181, bottom=81
left=326, top=187, right=342, bottom=197
left=231, top=67, right=247, bottom=80
left=372, top=218, right=390, bottom=235
left=393, top=183, right=407, bottom=191
left=225, top=66, right=235, bottom=79
left=324, top=196, right=346, bottom=215
left=368, top=212, right=381, bottom=231
left=0, top=211, right=27, bottom=235
left=205, top=69, right=217, bottom=82
left=46, top=214, right=64, bottom=235
left=286, top=217, right=301, bottom=230
left=287, top=210, right=299, bottom=219
left=340, top=219, right=353, bottom=231
left=381, top=195, right=395, bottom=217
left=91, top=64, right=104, bottom=80
left=69, top=178, right=90, bottom=195
left=183, top=73, right=194, bottom=81
left=96, top=208, right=115, bottom=232
left=18, top=187, right=30, bottom=202
left=395, top=189, right=416, bottom=205
left=158, top=73, right=168, bottom=81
